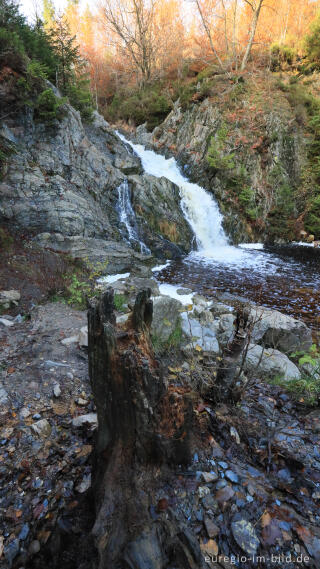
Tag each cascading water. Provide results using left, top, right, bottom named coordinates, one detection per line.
left=115, top=131, right=320, bottom=325
left=116, top=131, right=265, bottom=265
left=116, top=179, right=150, bottom=255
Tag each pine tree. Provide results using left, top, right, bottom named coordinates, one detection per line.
left=48, top=15, right=80, bottom=91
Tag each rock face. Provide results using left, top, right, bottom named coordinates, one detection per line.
left=0, top=88, right=192, bottom=265
left=135, top=94, right=306, bottom=243
left=129, top=173, right=194, bottom=257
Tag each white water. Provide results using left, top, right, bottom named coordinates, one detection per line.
left=116, top=180, right=150, bottom=255
left=115, top=132, right=302, bottom=274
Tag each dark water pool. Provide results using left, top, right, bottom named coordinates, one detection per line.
left=154, top=245, right=320, bottom=331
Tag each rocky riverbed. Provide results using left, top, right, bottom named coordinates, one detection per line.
left=1, top=271, right=320, bottom=569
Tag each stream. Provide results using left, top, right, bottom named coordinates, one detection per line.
left=117, top=132, right=320, bottom=330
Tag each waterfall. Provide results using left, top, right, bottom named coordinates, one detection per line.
left=116, top=131, right=227, bottom=252
left=116, top=180, right=150, bottom=255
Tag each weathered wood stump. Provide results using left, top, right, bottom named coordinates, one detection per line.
left=215, top=306, right=251, bottom=401
left=88, top=289, right=200, bottom=569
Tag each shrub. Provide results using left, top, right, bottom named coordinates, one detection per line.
left=106, top=86, right=172, bottom=130
left=67, top=81, right=94, bottom=122
left=114, top=293, right=128, bottom=312
left=34, top=88, right=65, bottom=124
left=206, top=126, right=235, bottom=172
left=305, top=194, right=320, bottom=237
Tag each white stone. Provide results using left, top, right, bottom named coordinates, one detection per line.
left=72, top=413, right=97, bottom=428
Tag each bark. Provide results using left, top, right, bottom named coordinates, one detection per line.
left=240, top=0, right=264, bottom=71
left=215, top=306, right=251, bottom=401
left=88, top=289, right=199, bottom=569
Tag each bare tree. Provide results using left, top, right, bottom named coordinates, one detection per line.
left=99, top=0, right=157, bottom=85
left=194, top=0, right=226, bottom=71
left=240, top=0, right=266, bottom=70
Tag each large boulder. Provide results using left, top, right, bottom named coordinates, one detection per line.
left=250, top=307, right=312, bottom=354
left=151, top=295, right=183, bottom=342
left=181, top=312, right=220, bottom=353
left=244, top=344, right=301, bottom=381
left=129, top=173, right=194, bottom=258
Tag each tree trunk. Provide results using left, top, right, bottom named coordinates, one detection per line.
left=88, top=289, right=200, bottom=569
left=215, top=306, right=251, bottom=401
left=240, top=1, right=263, bottom=71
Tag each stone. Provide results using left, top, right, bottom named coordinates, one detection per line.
left=225, top=470, right=239, bottom=483
left=200, top=538, right=218, bottom=557
left=0, top=318, right=14, bottom=327
left=61, top=335, right=79, bottom=346
left=181, top=312, right=220, bottom=353
left=202, top=471, right=218, bottom=483
left=53, top=384, right=61, bottom=398
left=215, top=485, right=235, bottom=503
left=151, top=295, right=183, bottom=342
left=217, top=313, right=235, bottom=347
left=4, top=539, right=20, bottom=566
left=77, top=398, right=88, bottom=406
left=244, top=344, right=301, bottom=381
left=20, top=407, right=31, bottom=419
left=0, top=386, right=9, bottom=405
left=250, top=307, right=312, bottom=353
left=28, top=540, right=41, bottom=555
left=116, top=314, right=130, bottom=325
left=72, top=413, right=98, bottom=428
left=204, top=517, right=220, bottom=538
left=31, top=419, right=52, bottom=438
left=78, top=326, right=88, bottom=347
left=0, top=290, right=20, bottom=308
left=231, top=518, right=260, bottom=556
left=76, top=473, right=91, bottom=493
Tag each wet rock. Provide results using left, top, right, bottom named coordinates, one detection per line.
left=31, top=419, right=52, bottom=438
left=72, top=413, right=97, bottom=428
left=231, top=517, right=260, bottom=556
left=244, top=344, right=300, bottom=380
left=216, top=313, right=235, bottom=347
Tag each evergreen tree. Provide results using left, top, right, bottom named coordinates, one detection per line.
left=48, top=15, right=80, bottom=90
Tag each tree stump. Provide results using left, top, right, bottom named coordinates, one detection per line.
left=88, top=289, right=199, bottom=569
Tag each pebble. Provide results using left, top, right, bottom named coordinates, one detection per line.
left=20, top=407, right=31, bottom=419
left=4, top=539, right=20, bottom=566
left=77, top=398, right=88, bottom=406
left=225, top=470, right=239, bottom=483
left=53, top=384, right=61, bottom=398
left=215, top=485, right=235, bottom=503
left=218, top=461, right=228, bottom=469
left=76, top=473, right=91, bottom=493
left=0, top=318, right=14, bottom=327
left=0, top=386, right=9, bottom=405
left=202, top=471, right=218, bottom=483
left=31, top=419, right=51, bottom=438
left=204, top=516, right=220, bottom=538
left=19, top=524, right=30, bottom=540
left=198, top=486, right=210, bottom=498
left=72, top=413, right=97, bottom=428
left=231, top=518, right=260, bottom=556
left=215, top=479, right=227, bottom=489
